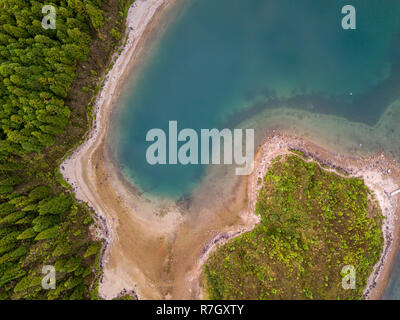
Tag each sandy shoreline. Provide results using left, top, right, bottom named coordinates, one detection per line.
left=60, top=0, right=400, bottom=300
left=61, top=0, right=178, bottom=299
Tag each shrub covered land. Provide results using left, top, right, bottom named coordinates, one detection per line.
left=204, top=154, right=384, bottom=300
left=0, top=0, right=134, bottom=299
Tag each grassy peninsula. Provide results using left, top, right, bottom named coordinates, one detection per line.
left=204, top=154, right=384, bottom=300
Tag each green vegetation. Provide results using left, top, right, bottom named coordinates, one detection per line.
left=0, top=0, right=135, bottom=299
left=204, top=155, right=384, bottom=300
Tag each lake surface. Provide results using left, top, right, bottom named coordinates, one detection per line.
left=109, top=0, right=400, bottom=298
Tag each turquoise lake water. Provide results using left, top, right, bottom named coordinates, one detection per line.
left=109, top=0, right=400, bottom=297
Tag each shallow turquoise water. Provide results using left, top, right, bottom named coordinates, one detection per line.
left=109, top=0, right=400, bottom=299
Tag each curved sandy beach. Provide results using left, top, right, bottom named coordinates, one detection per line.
left=61, top=0, right=400, bottom=299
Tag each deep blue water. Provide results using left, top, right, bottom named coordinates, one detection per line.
left=109, top=0, right=400, bottom=299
